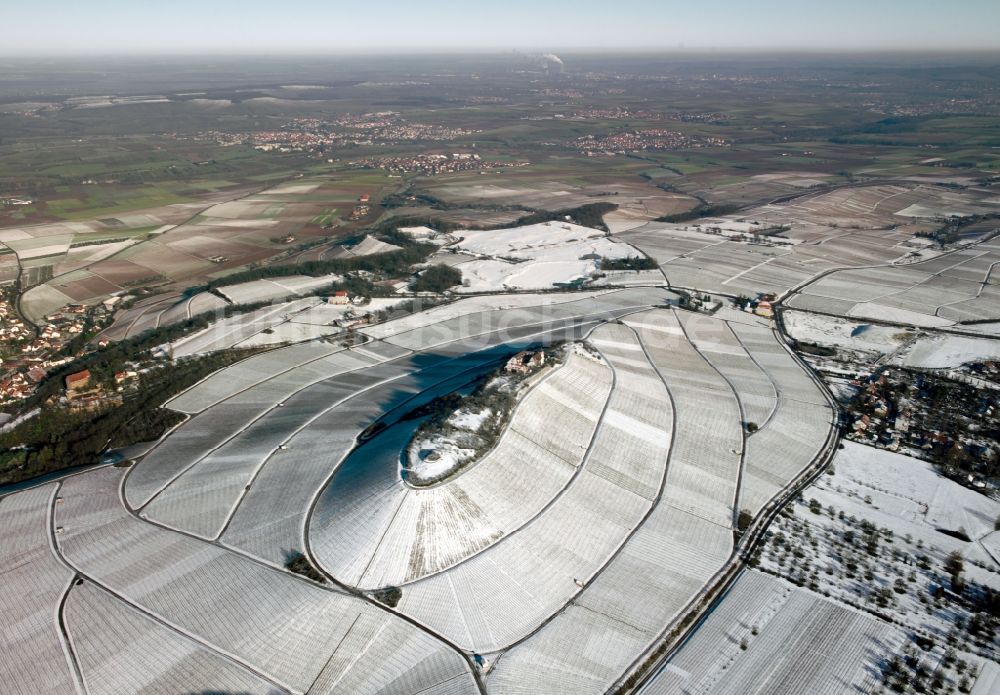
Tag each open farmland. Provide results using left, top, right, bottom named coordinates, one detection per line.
left=640, top=570, right=906, bottom=695
left=416, top=173, right=699, bottom=233
left=15, top=173, right=399, bottom=323
left=4, top=50, right=1000, bottom=695
left=642, top=440, right=1000, bottom=695
left=618, top=184, right=1000, bottom=299
left=787, top=236, right=1000, bottom=328
left=442, top=221, right=641, bottom=292
left=1, top=286, right=837, bottom=694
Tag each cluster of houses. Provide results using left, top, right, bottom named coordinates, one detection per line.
left=352, top=153, right=525, bottom=177
left=324, top=291, right=375, bottom=330
left=0, top=299, right=122, bottom=406
left=61, top=365, right=136, bottom=409
left=0, top=370, right=37, bottom=403
left=734, top=293, right=775, bottom=318
left=575, top=129, right=729, bottom=156
left=846, top=367, right=998, bottom=488
left=0, top=300, right=31, bottom=343
left=505, top=350, right=545, bottom=375
left=349, top=194, right=371, bottom=221
left=0, top=300, right=83, bottom=404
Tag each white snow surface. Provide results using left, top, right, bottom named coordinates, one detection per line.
left=332, top=235, right=403, bottom=258
left=454, top=221, right=608, bottom=257
left=450, top=408, right=490, bottom=430
left=895, top=334, right=1000, bottom=369
left=783, top=310, right=911, bottom=354
left=406, top=440, right=475, bottom=484
left=833, top=441, right=1000, bottom=544
left=168, top=296, right=405, bottom=355
left=447, top=221, right=640, bottom=292
left=847, top=302, right=955, bottom=328
left=217, top=274, right=342, bottom=305
left=360, top=291, right=613, bottom=339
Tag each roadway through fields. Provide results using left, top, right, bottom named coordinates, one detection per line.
left=622, top=300, right=842, bottom=694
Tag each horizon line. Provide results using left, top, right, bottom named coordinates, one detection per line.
left=3, top=47, right=1000, bottom=60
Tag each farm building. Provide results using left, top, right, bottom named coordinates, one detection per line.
left=65, top=369, right=91, bottom=394
left=505, top=350, right=545, bottom=374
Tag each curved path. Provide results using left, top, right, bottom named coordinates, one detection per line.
left=309, top=348, right=614, bottom=590
left=0, top=286, right=838, bottom=695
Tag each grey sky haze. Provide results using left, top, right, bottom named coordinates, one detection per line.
left=3, top=0, right=999, bottom=55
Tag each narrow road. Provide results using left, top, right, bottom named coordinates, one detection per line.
left=613, top=304, right=842, bottom=694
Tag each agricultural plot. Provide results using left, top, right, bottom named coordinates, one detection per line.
left=0, top=485, right=78, bottom=695
left=642, top=570, right=905, bottom=695
left=745, top=442, right=1000, bottom=682
left=127, top=345, right=381, bottom=511
left=727, top=321, right=835, bottom=516
left=376, top=288, right=674, bottom=352
left=220, top=326, right=617, bottom=564
left=383, top=205, right=526, bottom=229
left=164, top=296, right=408, bottom=356
left=11, top=177, right=362, bottom=322
left=680, top=312, right=778, bottom=430
left=167, top=298, right=323, bottom=356
left=486, top=308, right=823, bottom=694
left=444, top=221, right=644, bottom=292
left=618, top=183, right=1000, bottom=299
left=397, top=323, right=673, bottom=652
left=64, top=582, right=280, bottom=695
left=216, top=274, right=342, bottom=305
left=420, top=177, right=698, bottom=228
left=130, top=289, right=666, bottom=561
left=787, top=238, right=1000, bottom=327
left=100, top=291, right=229, bottom=342
left=626, top=309, right=742, bottom=527
left=55, top=467, right=478, bottom=695
left=596, top=268, right=667, bottom=286
left=360, top=291, right=614, bottom=340
left=329, top=234, right=403, bottom=258
left=309, top=348, right=613, bottom=590
left=0, top=203, right=201, bottom=283
left=9, top=287, right=834, bottom=694
left=311, top=207, right=338, bottom=226
left=0, top=251, right=19, bottom=285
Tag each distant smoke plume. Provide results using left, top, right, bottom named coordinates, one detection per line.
left=541, top=53, right=565, bottom=73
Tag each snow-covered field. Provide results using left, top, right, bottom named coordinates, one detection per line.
left=331, top=234, right=403, bottom=258
left=167, top=296, right=406, bottom=355
left=748, top=441, right=1000, bottom=680
left=788, top=239, right=1000, bottom=327
left=784, top=309, right=912, bottom=354
left=167, top=298, right=321, bottom=356
left=895, top=334, right=1000, bottom=369
left=454, top=221, right=611, bottom=258
left=846, top=301, right=957, bottom=327
left=216, top=273, right=342, bottom=305
left=828, top=441, right=1000, bottom=549
left=6, top=287, right=850, bottom=695
left=643, top=570, right=905, bottom=695
left=309, top=348, right=614, bottom=591
left=446, top=221, right=640, bottom=292
left=360, top=290, right=613, bottom=340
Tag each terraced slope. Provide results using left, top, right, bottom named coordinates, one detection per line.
left=0, top=288, right=835, bottom=695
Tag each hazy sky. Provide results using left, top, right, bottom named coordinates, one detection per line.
left=4, top=0, right=999, bottom=55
